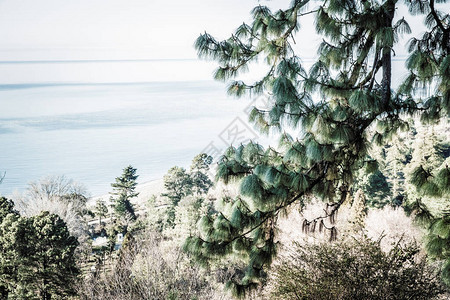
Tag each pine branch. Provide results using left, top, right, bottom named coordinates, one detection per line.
left=349, top=33, right=374, bottom=86
left=431, top=1, right=450, bottom=54
left=429, top=0, right=450, bottom=44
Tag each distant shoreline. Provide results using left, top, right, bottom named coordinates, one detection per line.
left=0, top=80, right=220, bottom=91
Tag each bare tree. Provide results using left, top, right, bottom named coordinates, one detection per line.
left=80, top=230, right=225, bottom=300
left=13, top=175, right=90, bottom=240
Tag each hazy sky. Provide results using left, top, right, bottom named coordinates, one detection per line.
left=0, top=0, right=296, bottom=60
left=0, top=0, right=440, bottom=61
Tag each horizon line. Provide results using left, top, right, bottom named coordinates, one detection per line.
left=0, top=58, right=200, bottom=64
left=0, top=55, right=409, bottom=65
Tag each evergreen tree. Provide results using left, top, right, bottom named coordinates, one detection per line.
left=404, top=124, right=449, bottom=219
left=359, top=170, right=391, bottom=208
left=163, top=166, right=193, bottom=206
left=406, top=125, right=449, bottom=206
left=0, top=197, right=20, bottom=299
left=346, top=189, right=367, bottom=234
left=20, top=212, right=79, bottom=300
left=162, top=166, right=193, bottom=227
left=190, top=153, right=214, bottom=195
left=405, top=123, right=450, bottom=283
left=361, top=122, right=416, bottom=207
left=184, top=0, right=449, bottom=295
left=172, top=197, right=202, bottom=238
left=382, top=137, right=410, bottom=205
left=0, top=196, right=16, bottom=221
left=145, top=195, right=165, bottom=232
left=110, top=165, right=139, bottom=221
left=162, top=155, right=213, bottom=228
left=426, top=209, right=450, bottom=286
left=106, top=221, right=119, bottom=253
left=0, top=201, right=79, bottom=299
left=94, top=198, right=108, bottom=228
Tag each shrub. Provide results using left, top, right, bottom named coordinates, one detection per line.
left=80, top=230, right=221, bottom=300
left=267, top=237, right=445, bottom=300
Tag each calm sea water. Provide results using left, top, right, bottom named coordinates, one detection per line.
left=0, top=60, right=257, bottom=196
left=0, top=58, right=409, bottom=197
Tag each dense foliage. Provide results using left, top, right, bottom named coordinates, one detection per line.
left=190, top=153, right=214, bottom=195
left=0, top=197, right=79, bottom=299
left=269, top=238, right=444, bottom=299
left=82, top=155, right=220, bottom=299
left=163, top=154, right=213, bottom=227
left=184, top=0, right=449, bottom=295
left=110, top=165, right=139, bottom=223
left=94, top=198, right=108, bottom=227
left=1, top=0, right=449, bottom=298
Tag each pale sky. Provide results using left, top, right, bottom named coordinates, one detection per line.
left=0, top=0, right=297, bottom=61
left=0, top=0, right=442, bottom=73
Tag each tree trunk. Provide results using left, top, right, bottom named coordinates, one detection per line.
left=42, top=257, right=51, bottom=300
left=0, top=287, right=8, bottom=299
left=381, top=0, right=396, bottom=107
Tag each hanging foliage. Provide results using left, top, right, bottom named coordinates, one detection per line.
left=184, top=0, right=450, bottom=295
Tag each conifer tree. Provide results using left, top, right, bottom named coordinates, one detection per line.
left=94, top=199, right=108, bottom=228
left=162, top=166, right=193, bottom=227
left=106, top=221, right=119, bottom=253
left=405, top=123, right=450, bottom=283
left=110, top=165, right=139, bottom=221
left=162, top=155, right=213, bottom=228
left=146, top=195, right=165, bottom=232
left=406, top=125, right=449, bottom=205
left=20, top=212, right=79, bottom=299
left=426, top=208, right=450, bottom=286
left=0, top=197, right=20, bottom=299
left=382, top=134, right=412, bottom=204
left=184, top=0, right=449, bottom=295
left=0, top=196, right=16, bottom=221
left=358, top=170, right=391, bottom=208
left=346, top=189, right=367, bottom=234
left=0, top=201, right=79, bottom=299
left=190, top=153, right=214, bottom=195
left=163, top=166, right=193, bottom=206
left=171, top=196, right=206, bottom=242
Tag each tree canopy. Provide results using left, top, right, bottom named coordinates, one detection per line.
left=163, top=166, right=193, bottom=206
left=162, top=154, right=214, bottom=228
left=0, top=198, right=79, bottom=299
left=110, top=165, right=139, bottom=221
left=95, top=198, right=109, bottom=227
left=190, top=153, right=214, bottom=195
left=184, top=0, right=449, bottom=296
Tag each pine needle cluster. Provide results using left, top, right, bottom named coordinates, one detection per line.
left=185, top=0, right=450, bottom=295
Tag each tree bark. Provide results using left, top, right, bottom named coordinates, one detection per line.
left=381, top=0, right=396, bottom=107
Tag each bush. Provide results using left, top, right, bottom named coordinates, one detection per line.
left=268, top=237, right=445, bottom=300
left=80, top=230, right=221, bottom=300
